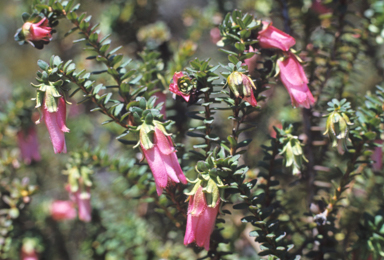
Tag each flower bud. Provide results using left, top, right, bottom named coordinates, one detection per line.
left=279, top=135, right=308, bottom=175
left=227, top=72, right=257, bottom=106
left=324, top=111, right=353, bottom=150
left=16, top=17, right=52, bottom=49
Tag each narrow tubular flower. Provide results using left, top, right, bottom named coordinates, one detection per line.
left=184, top=187, right=220, bottom=250
left=169, top=72, right=191, bottom=102
left=141, top=127, right=187, bottom=196
left=42, top=97, right=69, bottom=154
left=257, top=21, right=296, bottom=51
left=277, top=53, right=315, bottom=108
left=73, top=189, right=92, bottom=222
left=50, top=200, right=77, bottom=221
left=22, top=18, right=52, bottom=42
left=17, top=126, right=41, bottom=164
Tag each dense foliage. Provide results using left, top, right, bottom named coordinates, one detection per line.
left=1, top=0, right=384, bottom=259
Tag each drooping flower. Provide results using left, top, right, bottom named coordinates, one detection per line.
left=17, top=126, right=41, bottom=164
left=50, top=200, right=77, bottom=221
left=19, top=17, right=52, bottom=48
left=257, top=21, right=296, bottom=51
left=277, top=53, right=315, bottom=108
left=227, top=71, right=257, bottom=107
left=67, top=186, right=92, bottom=222
left=73, top=189, right=92, bottom=222
left=42, top=97, right=69, bottom=154
left=184, top=187, right=220, bottom=250
left=140, top=124, right=187, bottom=196
left=169, top=72, right=193, bottom=102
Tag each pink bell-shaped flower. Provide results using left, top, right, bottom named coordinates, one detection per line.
left=22, top=18, right=52, bottom=42
left=258, top=21, right=296, bottom=51
left=70, top=188, right=92, bottom=222
left=141, top=126, right=187, bottom=196
left=277, top=53, right=315, bottom=108
left=17, top=126, right=41, bottom=164
left=184, top=187, right=220, bottom=250
left=42, top=97, right=69, bottom=154
left=50, top=200, right=77, bottom=221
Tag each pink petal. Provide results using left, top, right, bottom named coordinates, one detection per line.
left=77, top=196, right=92, bottom=222
left=184, top=214, right=196, bottom=245
left=17, top=127, right=41, bottom=164
left=170, top=150, right=187, bottom=184
left=57, top=98, right=70, bottom=132
left=173, top=71, right=185, bottom=83
left=188, top=187, right=207, bottom=216
left=43, top=105, right=67, bottom=154
left=154, top=128, right=174, bottom=155
left=243, top=92, right=257, bottom=107
left=141, top=144, right=168, bottom=196
left=278, top=53, right=315, bottom=108
left=50, top=200, right=77, bottom=221
left=195, top=209, right=213, bottom=249
left=169, top=72, right=191, bottom=102
left=258, top=21, right=296, bottom=51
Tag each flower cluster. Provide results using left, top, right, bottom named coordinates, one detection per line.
left=246, top=21, right=315, bottom=108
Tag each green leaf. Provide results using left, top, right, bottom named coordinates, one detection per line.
left=22, top=12, right=30, bottom=22
left=64, top=0, right=75, bottom=13
left=109, top=46, right=123, bottom=55
left=37, top=60, right=49, bottom=71
left=233, top=203, right=249, bottom=209
left=104, top=93, right=112, bottom=104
